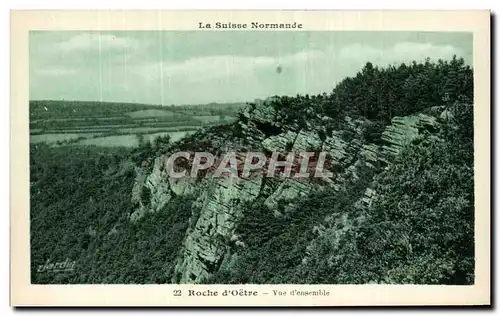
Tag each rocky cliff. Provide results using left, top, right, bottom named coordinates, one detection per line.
left=129, top=99, right=445, bottom=283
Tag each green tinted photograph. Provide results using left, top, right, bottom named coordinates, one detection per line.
left=30, top=31, right=474, bottom=285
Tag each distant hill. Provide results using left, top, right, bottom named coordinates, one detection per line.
left=29, top=100, right=162, bottom=120
left=30, top=56, right=475, bottom=285
left=29, top=100, right=247, bottom=121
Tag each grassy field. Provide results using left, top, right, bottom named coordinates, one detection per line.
left=30, top=133, right=98, bottom=144
left=77, top=134, right=140, bottom=147
left=29, top=100, right=243, bottom=147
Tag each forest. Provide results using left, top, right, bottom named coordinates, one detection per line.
left=30, top=56, right=474, bottom=284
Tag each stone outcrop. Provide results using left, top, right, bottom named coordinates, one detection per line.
left=174, top=175, right=262, bottom=283
left=381, top=114, right=438, bottom=159
left=261, top=130, right=297, bottom=152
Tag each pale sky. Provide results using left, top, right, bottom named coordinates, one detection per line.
left=29, top=31, right=472, bottom=105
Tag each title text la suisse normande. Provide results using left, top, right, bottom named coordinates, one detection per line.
left=198, top=22, right=303, bottom=29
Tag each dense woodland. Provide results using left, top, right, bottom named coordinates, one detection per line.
left=30, top=56, right=474, bottom=284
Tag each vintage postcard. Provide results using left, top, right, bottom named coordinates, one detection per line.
left=10, top=10, right=490, bottom=306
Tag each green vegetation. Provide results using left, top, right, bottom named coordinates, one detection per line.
left=257, top=56, right=472, bottom=139
left=30, top=57, right=474, bottom=284
left=30, top=100, right=160, bottom=119
left=210, top=103, right=474, bottom=284
left=209, top=57, right=474, bottom=285
left=30, top=143, right=195, bottom=283
left=30, top=100, right=239, bottom=148
left=210, top=167, right=374, bottom=284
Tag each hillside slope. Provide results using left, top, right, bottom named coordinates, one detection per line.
left=30, top=57, right=474, bottom=284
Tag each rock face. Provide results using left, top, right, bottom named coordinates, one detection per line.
left=130, top=98, right=444, bottom=283
left=381, top=114, right=438, bottom=159
left=130, top=157, right=197, bottom=222
left=264, top=178, right=314, bottom=211
left=261, top=130, right=297, bottom=152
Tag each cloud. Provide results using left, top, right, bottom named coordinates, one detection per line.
left=339, top=41, right=462, bottom=65
left=54, top=33, right=141, bottom=53
left=132, top=41, right=462, bottom=89
left=121, top=41, right=466, bottom=104
left=131, top=48, right=325, bottom=85
left=30, top=33, right=469, bottom=105
left=31, top=33, right=147, bottom=83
